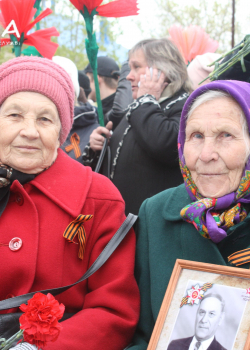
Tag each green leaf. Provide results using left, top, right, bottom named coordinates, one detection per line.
left=241, top=55, right=246, bottom=72
left=22, top=46, right=42, bottom=57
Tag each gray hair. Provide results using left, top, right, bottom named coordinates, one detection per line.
left=129, top=38, right=193, bottom=96
left=199, top=293, right=225, bottom=313
left=186, top=90, right=250, bottom=159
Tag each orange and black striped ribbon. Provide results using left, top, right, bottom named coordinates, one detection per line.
left=180, top=296, right=188, bottom=307
left=63, top=214, right=93, bottom=259
left=228, top=248, right=250, bottom=266
left=201, top=283, right=213, bottom=292
left=65, top=133, right=81, bottom=159
left=180, top=283, right=213, bottom=307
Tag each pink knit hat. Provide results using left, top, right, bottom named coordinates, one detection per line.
left=0, top=56, right=75, bottom=145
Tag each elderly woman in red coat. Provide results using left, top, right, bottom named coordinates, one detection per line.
left=0, top=56, right=139, bottom=350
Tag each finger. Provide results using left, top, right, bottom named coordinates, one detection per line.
left=94, top=140, right=105, bottom=148
left=92, top=134, right=105, bottom=143
left=145, top=67, right=151, bottom=81
left=139, top=73, right=146, bottom=89
left=94, top=145, right=105, bottom=151
left=152, top=68, right=160, bottom=82
left=95, top=126, right=112, bottom=138
left=105, top=121, right=113, bottom=131
left=158, top=71, right=166, bottom=84
left=91, top=142, right=104, bottom=151
left=90, top=136, right=105, bottom=151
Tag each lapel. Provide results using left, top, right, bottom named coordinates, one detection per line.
left=207, top=337, right=220, bottom=350
left=163, top=184, right=191, bottom=222
left=30, top=149, right=93, bottom=217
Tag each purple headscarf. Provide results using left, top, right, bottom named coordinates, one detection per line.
left=178, top=80, right=250, bottom=243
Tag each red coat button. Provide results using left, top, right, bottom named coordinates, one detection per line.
left=9, top=237, right=22, bottom=251
left=15, top=192, right=24, bottom=206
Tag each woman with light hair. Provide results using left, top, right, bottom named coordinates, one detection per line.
left=84, top=38, right=193, bottom=215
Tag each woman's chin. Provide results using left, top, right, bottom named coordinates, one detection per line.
left=194, top=175, right=238, bottom=198
left=198, top=186, right=231, bottom=198
left=5, top=160, right=51, bottom=174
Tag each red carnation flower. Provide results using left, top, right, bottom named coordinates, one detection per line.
left=0, top=0, right=59, bottom=59
left=70, top=0, right=139, bottom=17
left=19, top=293, right=65, bottom=349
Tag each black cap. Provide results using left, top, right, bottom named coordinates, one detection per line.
left=84, top=56, right=120, bottom=79
left=78, top=70, right=91, bottom=97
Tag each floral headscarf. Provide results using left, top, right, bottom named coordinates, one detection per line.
left=178, top=80, right=250, bottom=243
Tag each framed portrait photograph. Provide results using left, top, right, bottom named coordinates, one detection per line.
left=147, top=260, right=250, bottom=350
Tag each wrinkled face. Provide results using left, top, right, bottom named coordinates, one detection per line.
left=195, top=297, right=224, bottom=341
left=0, top=91, right=61, bottom=174
left=86, top=73, right=96, bottom=101
left=184, top=97, right=250, bottom=198
left=127, top=49, right=148, bottom=99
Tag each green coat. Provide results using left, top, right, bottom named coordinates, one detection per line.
left=128, top=184, right=250, bottom=350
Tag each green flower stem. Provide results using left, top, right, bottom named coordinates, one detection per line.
left=10, top=33, right=24, bottom=57
left=207, top=42, right=244, bottom=67
left=34, top=0, right=42, bottom=30
left=81, top=7, right=105, bottom=127
left=199, top=35, right=250, bottom=85
left=0, top=330, right=23, bottom=350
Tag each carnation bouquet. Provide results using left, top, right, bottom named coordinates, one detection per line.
left=0, top=293, right=65, bottom=350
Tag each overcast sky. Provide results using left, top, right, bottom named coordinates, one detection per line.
left=116, top=0, right=250, bottom=50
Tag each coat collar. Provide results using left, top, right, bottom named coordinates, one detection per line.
left=30, top=149, right=92, bottom=217
left=163, top=183, right=250, bottom=224
left=163, top=183, right=191, bottom=221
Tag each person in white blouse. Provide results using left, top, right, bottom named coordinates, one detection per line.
left=167, top=294, right=227, bottom=350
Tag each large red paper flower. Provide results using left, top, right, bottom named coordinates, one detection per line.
left=0, top=0, right=59, bottom=59
left=70, top=0, right=139, bottom=17
left=20, top=293, right=65, bottom=349
left=169, top=25, right=219, bottom=65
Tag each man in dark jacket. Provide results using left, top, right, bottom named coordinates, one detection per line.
left=52, top=56, right=99, bottom=163
left=62, top=102, right=99, bottom=163
left=168, top=294, right=227, bottom=350
left=84, top=56, right=120, bottom=117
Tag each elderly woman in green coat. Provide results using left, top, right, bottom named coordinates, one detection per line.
left=128, top=80, right=250, bottom=350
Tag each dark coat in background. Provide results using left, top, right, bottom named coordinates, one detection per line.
left=62, top=102, right=99, bottom=163
left=101, top=90, right=188, bottom=215
left=217, top=39, right=250, bottom=82
left=105, top=61, right=133, bottom=129
left=102, top=92, right=116, bottom=117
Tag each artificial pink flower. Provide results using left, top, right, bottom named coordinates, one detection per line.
left=169, top=25, right=219, bottom=64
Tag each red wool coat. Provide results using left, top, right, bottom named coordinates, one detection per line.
left=0, top=149, right=140, bottom=350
